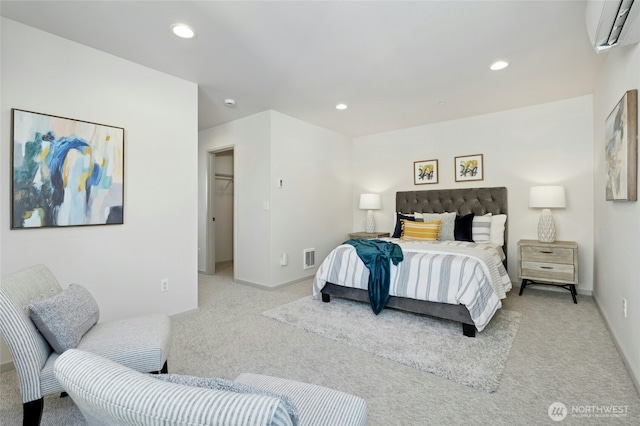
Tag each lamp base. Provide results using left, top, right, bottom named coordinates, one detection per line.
left=365, top=210, right=375, bottom=233
left=537, top=208, right=556, bottom=243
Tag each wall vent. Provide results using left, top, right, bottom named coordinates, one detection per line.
left=303, top=248, right=315, bottom=270
left=586, top=0, right=640, bottom=52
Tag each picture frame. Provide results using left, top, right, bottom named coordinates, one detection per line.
left=605, top=89, right=637, bottom=201
left=413, top=159, right=438, bottom=185
left=11, top=109, right=125, bottom=229
left=455, top=154, right=484, bottom=182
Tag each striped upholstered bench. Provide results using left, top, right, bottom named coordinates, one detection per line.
left=235, top=373, right=367, bottom=426
left=54, top=349, right=367, bottom=426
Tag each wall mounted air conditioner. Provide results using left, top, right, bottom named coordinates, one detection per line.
left=586, top=0, right=640, bottom=52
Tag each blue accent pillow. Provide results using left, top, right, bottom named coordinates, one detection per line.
left=29, top=284, right=100, bottom=353
left=454, top=213, right=475, bottom=242
left=392, top=213, right=416, bottom=238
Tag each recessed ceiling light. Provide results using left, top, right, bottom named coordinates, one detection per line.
left=490, top=60, right=509, bottom=71
left=171, top=23, right=196, bottom=39
left=336, top=104, right=348, bottom=110
left=438, top=101, right=446, bottom=106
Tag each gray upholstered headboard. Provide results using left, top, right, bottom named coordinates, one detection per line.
left=396, top=187, right=508, bottom=260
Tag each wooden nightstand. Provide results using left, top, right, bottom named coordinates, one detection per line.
left=348, top=232, right=390, bottom=240
left=517, top=239, right=579, bottom=303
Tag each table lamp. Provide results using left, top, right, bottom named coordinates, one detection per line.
left=359, top=193, right=381, bottom=233
left=529, top=186, right=566, bottom=243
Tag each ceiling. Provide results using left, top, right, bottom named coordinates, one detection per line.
left=0, top=1, right=606, bottom=137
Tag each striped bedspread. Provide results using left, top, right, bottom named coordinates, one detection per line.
left=313, top=240, right=512, bottom=332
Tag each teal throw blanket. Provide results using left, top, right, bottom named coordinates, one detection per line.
left=345, top=239, right=404, bottom=314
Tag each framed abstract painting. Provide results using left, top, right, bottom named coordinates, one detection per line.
left=455, top=154, right=484, bottom=182
left=605, top=89, right=637, bottom=201
left=11, top=109, right=125, bottom=229
left=414, top=159, right=438, bottom=185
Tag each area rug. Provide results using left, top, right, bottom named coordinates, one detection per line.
left=263, top=296, right=521, bottom=393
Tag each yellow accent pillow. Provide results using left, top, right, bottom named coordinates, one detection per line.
left=401, top=220, right=441, bottom=241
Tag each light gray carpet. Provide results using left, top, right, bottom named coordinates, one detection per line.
left=2, top=263, right=639, bottom=425
left=263, top=296, right=520, bottom=393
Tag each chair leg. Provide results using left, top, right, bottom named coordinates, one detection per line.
left=23, top=398, right=43, bottom=426
left=150, top=361, right=169, bottom=375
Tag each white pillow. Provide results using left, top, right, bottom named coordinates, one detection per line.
left=472, top=213, right=492, bottom=243
left=490, top=214, right=507, bottom=246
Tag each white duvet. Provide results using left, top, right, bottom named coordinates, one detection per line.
left=312, top=240, right=512, bottom=332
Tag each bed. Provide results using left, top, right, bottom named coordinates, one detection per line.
left=313, top=187, right=511, bottom=337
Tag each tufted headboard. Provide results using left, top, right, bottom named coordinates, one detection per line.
left=396, top=187, right=508, bottom=260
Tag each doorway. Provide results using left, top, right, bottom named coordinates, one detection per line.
left=206, top=148, right=234, bottom=275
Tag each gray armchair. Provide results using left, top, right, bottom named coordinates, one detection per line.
left=0, top=264, right=171, bottom=425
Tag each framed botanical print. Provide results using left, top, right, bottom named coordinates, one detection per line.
left=455, top=154, right=484, bottom=182
left=414, top=159, right=438, bottom=185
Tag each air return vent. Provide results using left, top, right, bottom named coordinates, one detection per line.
left=303, top=248, right=315, bottom=270
left=586, top=0, right=640, bottom=52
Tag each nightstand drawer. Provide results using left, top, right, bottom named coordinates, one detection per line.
left=518, top=239, right=579, bottom=303
left=521, top=261, right=574, bottom=283
left=521, top=246, right=574, bottom=264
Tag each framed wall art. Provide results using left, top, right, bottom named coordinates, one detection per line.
left=455, top=154, right=484, bottom=182
left=11, top=109, right=125, bottom=229
left=605, top=89, right=637, bottom=201
left=413, top=159, right=438, bottom=185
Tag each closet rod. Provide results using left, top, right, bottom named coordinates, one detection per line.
left=214, top=173, right=234, bottom=181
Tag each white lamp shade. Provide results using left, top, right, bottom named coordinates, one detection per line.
left=529, top=186, right=566, bottom=209
left=359, top=193, right=381, bottom=210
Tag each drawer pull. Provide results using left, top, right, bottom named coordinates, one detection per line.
left=540, top=266, right=554, bottom=269
left=540, top=250, right=553, bottom=254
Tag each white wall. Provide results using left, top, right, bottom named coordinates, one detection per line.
left=0, top=18, right=4, bottom=368
left=592, top=43, right=640, bottom=388
left=270, top=111, right=352, bottom=286
left=1, top=19, right=199, bottom=367
left=352, top=96, right=594, bottom=289
left=198, top=112, right=272, bottom=283
left=198, top=110, right=352, bottom=287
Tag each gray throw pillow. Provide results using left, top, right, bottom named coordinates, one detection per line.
left=418, top=212, right=456, bottom=241
left=152, top=374, right=300, bottom=426
left=29, top=284, right=100, bottom=353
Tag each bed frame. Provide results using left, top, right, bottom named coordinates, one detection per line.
left=321, top=186, right=508, bottom=337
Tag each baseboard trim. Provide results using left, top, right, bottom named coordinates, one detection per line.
left=170, top=308, right=200, bottom=320
left=593, top=295, right=640, bottom=396
left=234, top=275, right=314, bottom=291
left=1, top=360, right=14, bottom=373
left=511, top=281, right=593, bottom=296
